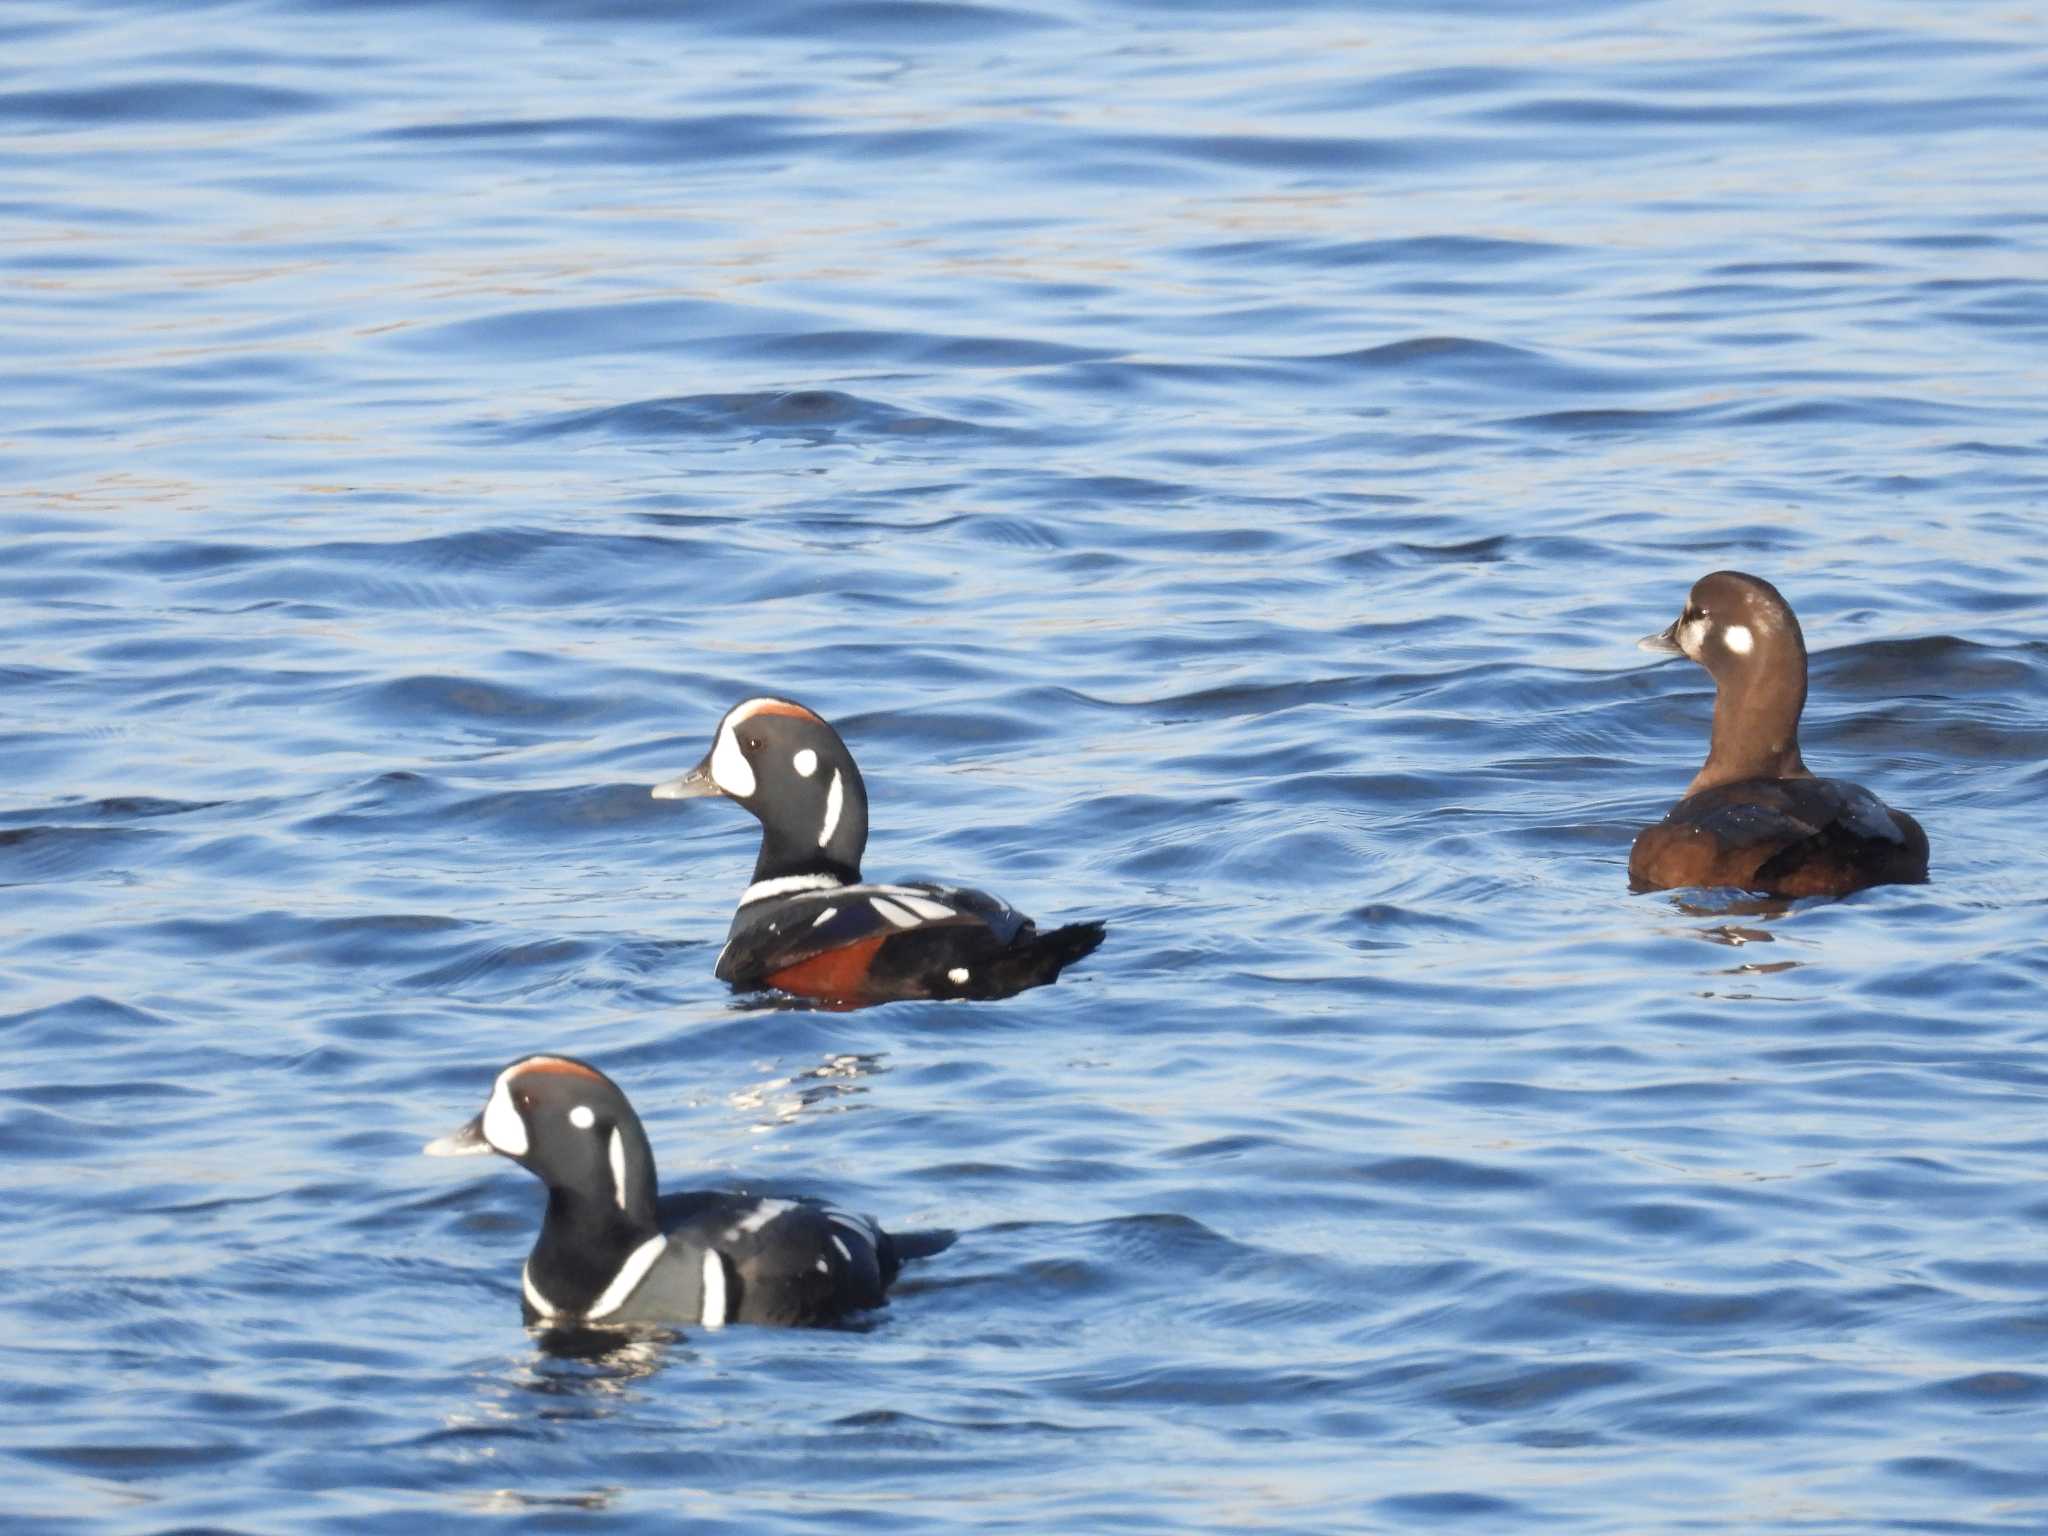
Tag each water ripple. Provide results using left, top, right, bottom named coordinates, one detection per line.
left=3, top=0, right=2047, bottom=1532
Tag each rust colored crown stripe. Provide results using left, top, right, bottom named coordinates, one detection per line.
left=734, top=698, right=823, bottom=725
left=519, top=1056, right=607, bottom=1082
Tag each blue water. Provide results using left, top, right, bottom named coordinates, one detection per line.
left=5, top=0, right=2048, bottom=1529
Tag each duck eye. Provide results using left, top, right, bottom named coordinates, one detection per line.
left=744, top=735, right=762, bottom=751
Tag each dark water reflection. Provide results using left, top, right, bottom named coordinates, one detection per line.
left=3, top=0, right=2047, bottom=1531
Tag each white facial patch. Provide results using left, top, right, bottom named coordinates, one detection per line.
left=1722, top=623, right=1754, bottom=655
left=481, top=1069, right=529, bottom=1157
left=568, top=1104, right=595, bottom=1130
left=709, top=723, right=757, bottom=799
left=818, top=769, right=844, bottom=847
left=1676, top=616, right=1710, bottom=659
left=609, top=1128, right=629, bottom=1211
left=792, top=747, right=818, bottom=778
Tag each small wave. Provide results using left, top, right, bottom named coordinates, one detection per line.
left=507, top=389, right=1011, bottom=445
left=0, top=80, right=325, bottom=127
left=0, top=824, right=162, bottom=885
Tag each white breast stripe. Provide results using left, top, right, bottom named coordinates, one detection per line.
left=584, top=1234, right=669, bottom=1322
left=830, top=1235, right=851, bottom=1262
left=700, top=1250, right=728, bottom=1329
left=609, top=1128, right=628, bottom=1212
left=893, top=894, right=955, bottom=921
left=741, top=873, right=844, bottom=906
left=522, top=1261, right=559, bottom=1319
left=868, top=896, right=919, bottom=928
left=811, top=906, right=838, bottom=927
left=818, top=769, right=844, bottom=847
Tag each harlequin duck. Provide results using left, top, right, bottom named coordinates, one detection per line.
left=424, top=1054, right=951, bottom=1329
left=1629, top=570, right=1929, bottom=897
left=651, top=697, right=1106, bottom=1005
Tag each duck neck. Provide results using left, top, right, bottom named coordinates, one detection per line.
left=748, top=762, right=867, bottom=886
left=750, top=826, right=861, bottom=887
left=528, top=1185, right=661, bottom=1317
left=1688, top=666, right=1809, bottom=795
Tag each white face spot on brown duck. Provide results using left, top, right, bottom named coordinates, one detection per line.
left=1628, top=569, right=1926, bottom=897
left=1676, top=612, right=1709, bottom=659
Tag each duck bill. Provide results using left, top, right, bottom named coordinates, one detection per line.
left=1637, top=619, right=1684, bottom=655
left=423, top=1112, right=495, bottom=1158
left=651, top=755, right=722, bottom=800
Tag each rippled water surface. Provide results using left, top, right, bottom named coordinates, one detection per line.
left=5, top=1, right=2048, bottom=1530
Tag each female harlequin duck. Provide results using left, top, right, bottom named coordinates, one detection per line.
left=652, top=697, right=1106, bottom=1005
left=1629, top=570, right=1929, bottom=897
left=425, top=1054, right=951, bottom=1329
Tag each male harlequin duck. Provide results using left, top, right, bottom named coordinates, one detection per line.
left=424, top=1054, right=951, bottom=1329
left=651, top=697, right=1106, bottom=1005
left=1629, top=570, right=1929, bottom=898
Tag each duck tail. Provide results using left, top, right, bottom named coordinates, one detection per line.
left=988, top=919, right=1105, bottom=993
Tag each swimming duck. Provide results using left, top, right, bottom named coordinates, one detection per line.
left=653, top=697, right=1106, bottom=1004
left=1629, top=570, right=1928, bottom=897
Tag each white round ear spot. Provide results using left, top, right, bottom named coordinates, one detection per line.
left=710, top=723, right=757, bottom=798
left=792, top=747, right=819, bottom=778
left=1723, top=624, right=1754, bottom=655
left=568, top=1104, right=596, bottom=1130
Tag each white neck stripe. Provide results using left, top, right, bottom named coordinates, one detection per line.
left=740, top=873, right=844, bottom=905
left=818, top=769, right=844, bottom=848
